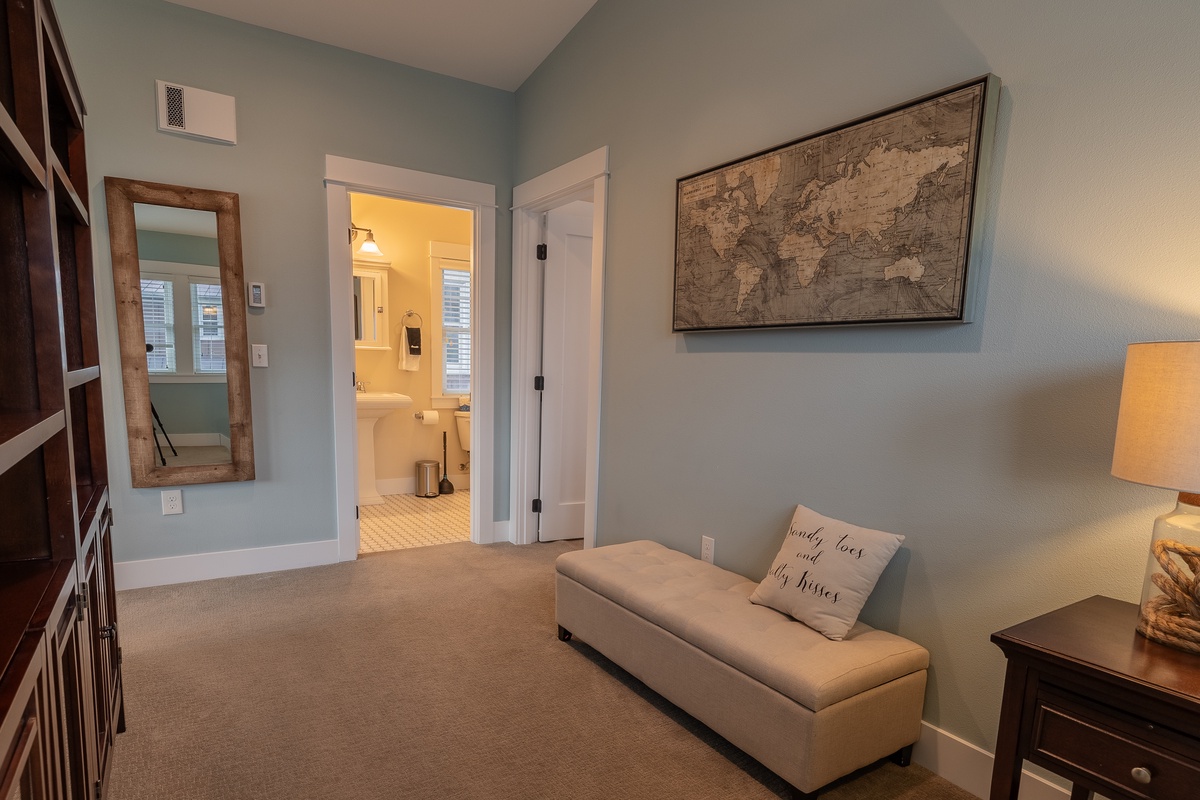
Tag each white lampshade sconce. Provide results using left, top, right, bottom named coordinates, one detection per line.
left=1111, top=340, right=1200, bottom=653
left=351, top=224, right=384, bottom=257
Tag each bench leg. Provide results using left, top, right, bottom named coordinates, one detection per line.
left=890, top=744, right=914, bottom=767
left=557, top=625, right=572, bottom=642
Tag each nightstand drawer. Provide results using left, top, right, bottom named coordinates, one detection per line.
left=1032, top=695, right=1200, bottom=800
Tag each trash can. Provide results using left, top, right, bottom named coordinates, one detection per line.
left=416, top=460, right=440, bottom=497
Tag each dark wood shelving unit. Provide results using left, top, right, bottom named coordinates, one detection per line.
left=1, top=0, right=123, bottom=797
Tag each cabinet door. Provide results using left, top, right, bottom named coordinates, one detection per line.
left=81, top=501, right=121, bottom=789
left=81, top=540, right=110, bottom=783
left=95, top=506, right=121, bottom=738
left=48, top=582, right=90, bottom=800
left=0, top=638, right=51, bottom=800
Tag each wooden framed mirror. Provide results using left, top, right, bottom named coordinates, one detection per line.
left=105, top=177, right=254, bottom=487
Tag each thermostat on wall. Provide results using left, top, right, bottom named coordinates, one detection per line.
left=248, top=281, right=266, bottom=308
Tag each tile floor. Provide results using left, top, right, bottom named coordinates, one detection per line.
left=359, top=490, right=470, bottom=553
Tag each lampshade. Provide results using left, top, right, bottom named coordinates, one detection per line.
left=1111, top=340, right=1200, bottom=654
left=357, top=230, right=383, bottom=257
left=1111, top=341, right=1200, bottom=492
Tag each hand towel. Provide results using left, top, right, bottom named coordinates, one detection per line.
left=401, top=325, right=422, bottom=371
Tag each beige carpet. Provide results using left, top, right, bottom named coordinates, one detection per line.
left=108, top=541, right=978, bottom=799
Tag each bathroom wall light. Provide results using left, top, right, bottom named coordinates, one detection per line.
left=350, top=224, right=384, bottom=257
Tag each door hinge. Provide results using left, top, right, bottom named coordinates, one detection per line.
left=117, top=646, right=123, bottom=665
left=532, top=499, right=542, bottom=513
left=94, top=779, right=102, bottom=800
left=76, top=591, right=87, bottom=622
left=534, top=375, right=544, bottom=391
left=536, top=243, right=547, bottom=261
left=355, top=505, right=360, bottom=520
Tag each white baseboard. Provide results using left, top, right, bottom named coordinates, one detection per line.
left=914, top=720, right=1067, bottom=800
left=376, top=473, right=471, bottom=496
left=115, top=538, right=341, bottom=590
left=483, top=518, right=512, bottom=545
left=376, top=477, right=417, bottom=496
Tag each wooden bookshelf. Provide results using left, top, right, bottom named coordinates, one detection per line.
left=0, top=0, right=123, bottom=796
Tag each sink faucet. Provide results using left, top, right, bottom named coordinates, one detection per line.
left=355, top=380, right=370, bottom=393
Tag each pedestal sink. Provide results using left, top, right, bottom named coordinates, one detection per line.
left=355, top=392, right=412, bottom=505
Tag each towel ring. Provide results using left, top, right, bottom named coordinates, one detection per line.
left=403, top=310, right=423, bottom=327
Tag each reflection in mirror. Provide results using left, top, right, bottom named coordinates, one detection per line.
left=105, top=178, right=254, bottom=487
left=135, top=204, right=232, bottom=468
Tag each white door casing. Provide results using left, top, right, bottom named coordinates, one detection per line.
left=325, top=155, right=498, bottom=558
left=538, top=203, right=593, bottom=541
left=511, top=147, right=609, bottom=548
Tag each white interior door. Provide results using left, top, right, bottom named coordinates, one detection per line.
left=538, top=202, right=593, bottom=541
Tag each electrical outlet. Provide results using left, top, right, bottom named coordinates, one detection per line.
left=161, top=489, right=183, bottom=515
left=701, top=535, right=715, bottom=564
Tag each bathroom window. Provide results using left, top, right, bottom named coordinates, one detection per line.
left=440, top=267, right=471, bottom=394
left=430, top=257, right=471, bottom=398
left=140, top=263, right=225, bottom=378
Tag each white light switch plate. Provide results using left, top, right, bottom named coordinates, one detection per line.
left=252, top=344, right=268, bottom=367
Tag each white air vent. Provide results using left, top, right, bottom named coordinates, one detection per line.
left=155, top=80, right=237, bottom=145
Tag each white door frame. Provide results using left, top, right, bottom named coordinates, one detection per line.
left=510, top=147, right=609, bottom=548
left=325, top=155, right=498, bottom=559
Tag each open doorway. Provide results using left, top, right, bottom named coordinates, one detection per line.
left=348, top=193, right=473, bottom=553
left=325, top=156, right=498, bottom=561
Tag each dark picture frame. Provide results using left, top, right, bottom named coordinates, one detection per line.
left=673, top=74, right=1000, bottom=332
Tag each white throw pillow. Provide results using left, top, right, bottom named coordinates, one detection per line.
left=749, top=504, right=904, bottom=640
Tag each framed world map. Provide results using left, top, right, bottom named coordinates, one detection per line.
left=673, top=75, right=1000, bottom=332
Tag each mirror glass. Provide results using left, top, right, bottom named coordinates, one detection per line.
left=353, top=263, right=390, bottom=350
left=105, top=178, right=255, bottom=487
left=134, top=204, right=232, bottom=466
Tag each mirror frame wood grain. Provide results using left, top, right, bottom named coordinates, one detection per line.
left=104, top=177, right=255, bottom=487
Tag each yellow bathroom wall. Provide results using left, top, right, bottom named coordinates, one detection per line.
left=350, top=193, right=472, bottom=491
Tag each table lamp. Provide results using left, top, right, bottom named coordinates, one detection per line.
left=1111, top=340, right=1200, bottom=653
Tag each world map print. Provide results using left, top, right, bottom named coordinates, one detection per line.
left=673, top=77, right=996, bottom=331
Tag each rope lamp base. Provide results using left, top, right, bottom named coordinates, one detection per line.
left=1136, top=537, right=1200, bottom=654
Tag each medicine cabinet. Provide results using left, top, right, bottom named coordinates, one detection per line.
left=353, top=262, right=391, bottom=350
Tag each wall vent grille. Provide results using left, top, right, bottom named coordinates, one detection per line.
left=165, top=85, right=185, bottom=128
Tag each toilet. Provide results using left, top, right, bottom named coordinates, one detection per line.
left=454, top=411, right=471, bottom=453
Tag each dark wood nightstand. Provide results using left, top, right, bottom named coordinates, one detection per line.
left=990, top=596, right=1200, bottom=800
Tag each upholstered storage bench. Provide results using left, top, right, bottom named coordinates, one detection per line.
left=555, top=540, right=929, bottom=796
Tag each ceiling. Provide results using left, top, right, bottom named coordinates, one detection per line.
left=164, top=0, right=599, bottom=92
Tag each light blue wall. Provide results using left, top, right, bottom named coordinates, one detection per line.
left=135, top=230, right=219, bottom=266
left=516, top=0, right=1200, bottom=753
left=57, top=0, right=515, bottom=561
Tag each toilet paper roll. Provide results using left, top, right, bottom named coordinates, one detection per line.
left=416, top=410, right=440, bottom=425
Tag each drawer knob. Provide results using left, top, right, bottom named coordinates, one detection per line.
left=1131, top=766, right=1153, bottom=784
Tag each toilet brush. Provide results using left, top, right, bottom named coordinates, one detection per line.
left=439, top=432, right=455, bottom=495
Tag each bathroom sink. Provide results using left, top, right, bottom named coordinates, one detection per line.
left=355, top=391, right=413, bottom=418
